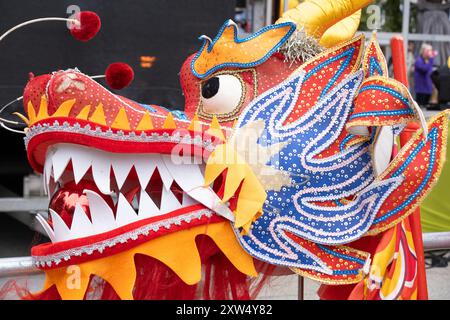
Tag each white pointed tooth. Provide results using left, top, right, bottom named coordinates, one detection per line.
left=160, top=187, right=182, bottom=214
left=49, top=209, right=72, bottom=242
left=162, top=156, right=204, bottom=191
left=71, top=147, right=93, bottom=184
left=111, top=154, right=134, bottom=190
left=35, top=214, right=56, bottom=243
left=184, top=187, right=235, bottom=221
left=85, top=190, right=116, bottom=233
left=163, top=157, right=234, bottom=221
left=52, top=145, right=71, bottom=182
left=43, top=156, right=53, bottom=195
left=70, top=203, right=94, bottom=238
left=134, top=156, right=157, bottom=190
left=91, top=154, right=112, bottom=194
left=182, top=193, right=196, bottom=206
left=138, top=190, right=160, bottom=218
left=116, top=193, right=138, bottom=226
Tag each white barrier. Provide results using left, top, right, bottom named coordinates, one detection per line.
left=0, top=232, right=449, bottom=279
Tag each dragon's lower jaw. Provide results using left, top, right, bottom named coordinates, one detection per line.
left=32, top=142, right=247, bottom=269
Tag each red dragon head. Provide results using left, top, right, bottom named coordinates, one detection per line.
left=9, top=0, right=448, bottom=300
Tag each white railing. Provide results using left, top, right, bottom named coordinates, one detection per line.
left=0, top=232, right=449, bottom=278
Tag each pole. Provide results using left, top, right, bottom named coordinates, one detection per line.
left=297, top=275, right=304, bottom=300
left=402, top=0, right=411, bottom=59
left=265, top=0, right=273, bottom=26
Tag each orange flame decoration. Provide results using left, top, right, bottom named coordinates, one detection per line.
left=191, top=20, right=295, bottom=78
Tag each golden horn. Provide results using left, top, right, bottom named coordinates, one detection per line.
left=277, top=0, right=372, bottom=46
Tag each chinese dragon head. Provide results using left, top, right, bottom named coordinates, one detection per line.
left=9, top=0, right=449, bottom=300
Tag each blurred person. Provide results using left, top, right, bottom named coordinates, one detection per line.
left=414, top=43, right=438, bottom=106
left=407, top=42, right=415, bottom=94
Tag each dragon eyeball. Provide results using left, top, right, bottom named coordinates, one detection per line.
left=200, top=74, right=243, bottom=115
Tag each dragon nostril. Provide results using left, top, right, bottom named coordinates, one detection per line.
left=201, top=77, right=220, bottom=99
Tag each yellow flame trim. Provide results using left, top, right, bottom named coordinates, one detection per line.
left=40, top=222, right=257, bottom=300
left=89, top=103, right=107, bottom=126
left=205, top=143, right=266, bottom=234
left=52, top=99, right=76, bottom=118
left=188, top=113, right=201, bottom=132
left=76, top=105, right=91, bottom=120
left=35, top=96, right=49, bottom=122
left=136, top=111, right=154, bottom=131
left=206, top=115, right=225, bottom=140
left=111, top=107, right=131, bottom=130
left=27, top=101, right=36, bottom=124
left=162, top=112, right=176, bottom=129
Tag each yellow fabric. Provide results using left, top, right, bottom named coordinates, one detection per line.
left=206, top=116, right=225, bottom=140
left=14, top=97, right=77, bottom=126
left=89, top=103, right=107, bottom=126
left=319, top=10, right=362, bottom=48
left=136, top=111, right=154, bottom=130
left=42, top=221, right=257, bottom=300
left=364, top=221, right=417, bottom=300
left=75, top=105, right=91, bottom=121
left=205, top=143, right=266, bottom=234
left=27, top=102, right=36, bottom=124
left=421, top=121, right=450, bottom=232
left=192, top=22, right=294, bottom=77
left=188, top=113, right=201, bottom=132
left=162, top=112, right=176, bottom=129
left=52, top=99, right=76, bottom=118
left=111, top=107, right=130, bottom=130
left=35, top=96, right=49, bottom=122
left=277, top=0, right=372, bottom=46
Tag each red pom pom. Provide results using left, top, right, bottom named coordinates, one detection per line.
left=105, top=63, right=134, bottom=90
left=70, top=11, right=101, bottom=42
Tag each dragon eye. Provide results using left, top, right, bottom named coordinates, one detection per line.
left=200, top=74, right=243, bottom=115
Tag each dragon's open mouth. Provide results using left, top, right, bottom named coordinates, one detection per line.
left=40, top=143, right=221, bottom=242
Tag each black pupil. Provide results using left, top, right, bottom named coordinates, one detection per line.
left=202, top=77, right=220, bottom=99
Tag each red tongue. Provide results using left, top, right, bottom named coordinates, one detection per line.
left=49, top=181, right=113, bottom=228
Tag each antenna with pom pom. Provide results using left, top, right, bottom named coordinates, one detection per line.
left=69, top=11, right=101, bottom=42
left=0, top=63, right=135, bottom=133
left=0, top=11, right=101, bottom=44
left=0, top=11, right=102, bottom=133
left=104, top=62, right=135, bottom=90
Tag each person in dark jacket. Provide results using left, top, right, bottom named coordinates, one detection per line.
left=414, top=43, right=438, bottom=106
